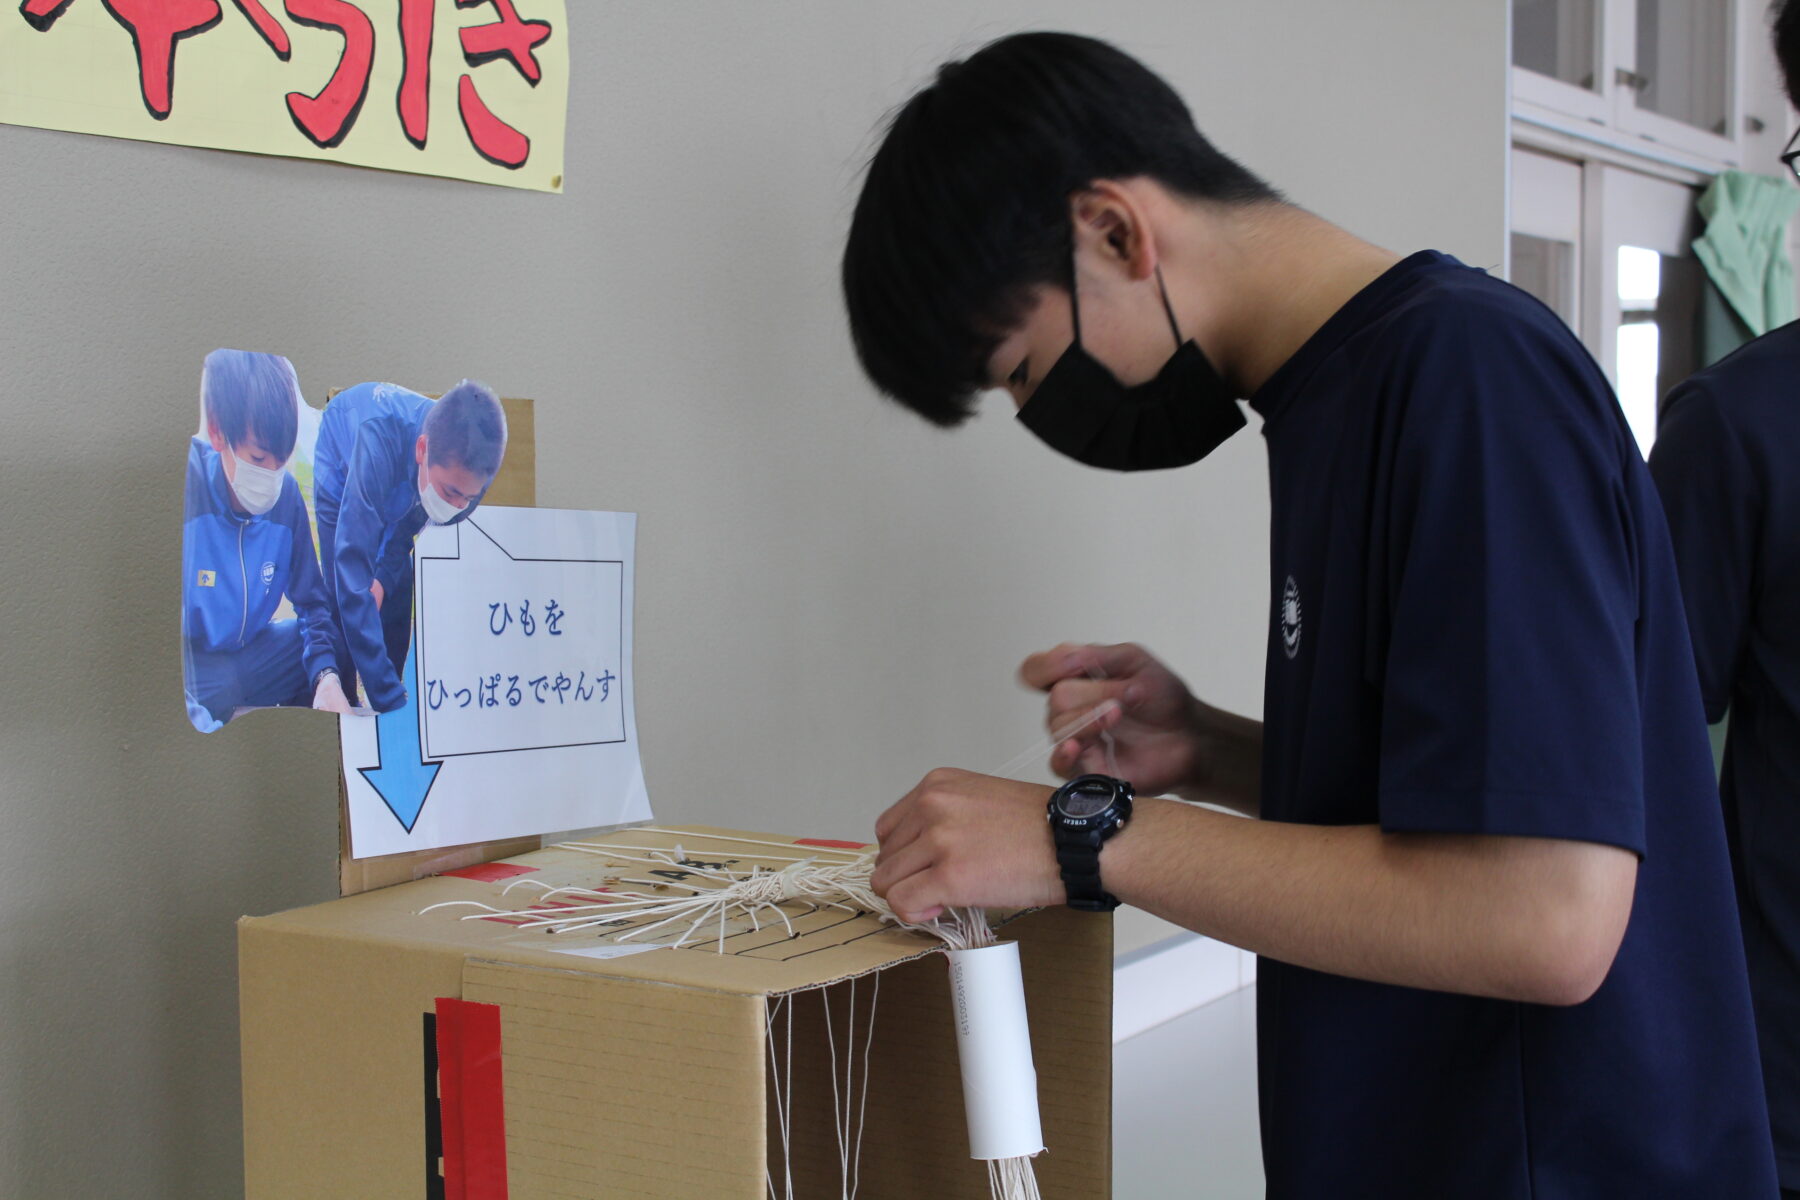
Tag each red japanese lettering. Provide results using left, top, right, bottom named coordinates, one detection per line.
left=19, top=0, right=74, bottom=32
left=99, top=0, right=224, bottom=121
left=455, top=0, right=549, bottom=84
left=281, top=0, right=373, bottom=149
left=42, top=0, right=224, bottom=121
left=456, top=73, right=528, bottom=168
left=396, top=0, right=434, bottom=147
left=231, top=0, right=290, bottom=59
left=21, top=0, right=552, bottom=171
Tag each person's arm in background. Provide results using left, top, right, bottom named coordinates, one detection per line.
left=279, top=483, right=351, bottom=713
left=181, top=438, right=228, bottom=732
left=331, top=422, right=410, bottom=712
left=373, top=519, right=419, bottom=610
left=1648, top=382, right=1758, bottom=723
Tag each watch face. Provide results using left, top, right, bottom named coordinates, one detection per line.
left=1060, top=779, right=1115, bottom=819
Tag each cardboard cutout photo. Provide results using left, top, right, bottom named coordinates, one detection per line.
left=180, top=350, right=508, bottom=731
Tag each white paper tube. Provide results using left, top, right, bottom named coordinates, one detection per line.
left=945, top=941, right=1045, bottom=1160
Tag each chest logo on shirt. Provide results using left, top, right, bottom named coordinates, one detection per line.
left=1280, top=576, right=1303, bottom=660
left=196, top=569, right=216, bottom=588
left=260, top=561, right=276, bottom=587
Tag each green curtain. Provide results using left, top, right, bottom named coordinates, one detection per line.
left=1692, top=170, right=1800, bottom=365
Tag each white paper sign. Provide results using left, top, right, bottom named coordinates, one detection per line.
left=418, top=540, right=625, bottom=758
left=340, top=506, right=650, bottom=857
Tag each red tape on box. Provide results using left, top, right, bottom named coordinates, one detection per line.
left=435, top=998, right=509, bottom=1200
left=795, top=837, right=871, bottom=850
left=442, top=862, right=539, bottom=883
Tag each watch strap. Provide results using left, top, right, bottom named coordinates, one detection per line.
left=1050, top=802, right=1124, bottom=912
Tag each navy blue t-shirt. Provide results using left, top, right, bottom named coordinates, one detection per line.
left=1250, top=251, right=1776, bottom=1198
left=1650, top=319, right=1800, bottom=1189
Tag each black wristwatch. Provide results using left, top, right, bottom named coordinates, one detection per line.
left=1046, top=774, right=1134, bottom=912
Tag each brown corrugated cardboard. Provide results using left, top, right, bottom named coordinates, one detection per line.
left=241, top=824, right=1112, bottom=1199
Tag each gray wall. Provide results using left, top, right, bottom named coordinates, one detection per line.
left=0, top=3, right=1505, bottom=1194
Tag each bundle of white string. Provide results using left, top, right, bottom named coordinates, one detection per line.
left=416, top=686, right=1130, bottom=1199
left=421, top=836, right=1040, bottom=1199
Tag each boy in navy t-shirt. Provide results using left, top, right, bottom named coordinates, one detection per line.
left=844, top=33, right=1777, bottom=1196
left=1649, top=7, right=1800, bottom=1192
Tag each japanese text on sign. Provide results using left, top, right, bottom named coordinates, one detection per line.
left=425, top=665, right=615, bottom=710
left=2, top=0, right=568, bottom=192
left=417, top=542, right=625, bottom=759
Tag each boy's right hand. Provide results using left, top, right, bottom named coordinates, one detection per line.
left=312, top=670, right=353, bottom=715
left=1018, top=642, right=1206, bottom=797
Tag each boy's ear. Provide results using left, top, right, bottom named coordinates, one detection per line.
left=415, top=434, right=428, bottom=466
left=1069, top=182, right=1158, bottom=281
left=205, top=420, right=230, bottom=457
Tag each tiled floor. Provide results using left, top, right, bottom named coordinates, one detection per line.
left=1113, top=985, right=1263, bottom=1199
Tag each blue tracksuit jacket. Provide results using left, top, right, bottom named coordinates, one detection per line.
left=313, top=382, right=482, bottom=713
left=182, top=437, right=336, bottom=715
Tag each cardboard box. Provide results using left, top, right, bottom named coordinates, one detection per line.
left=240, top=824, right=1113, bottom=1199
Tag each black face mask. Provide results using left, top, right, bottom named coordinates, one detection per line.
left=1016, top=263, right=1246, bottom=471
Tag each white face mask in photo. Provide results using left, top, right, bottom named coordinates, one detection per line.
left=228, top=450, right=284, bottom=515
left=418, top=462, right=465, bottom=525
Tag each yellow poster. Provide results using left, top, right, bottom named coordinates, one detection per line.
left=1, top=0, right=567, bottom=193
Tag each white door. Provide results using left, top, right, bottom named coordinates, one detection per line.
left=1584, top=163, right=1704, bottom=455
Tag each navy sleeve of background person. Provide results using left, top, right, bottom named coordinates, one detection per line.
left=274, top=478, right=338, bottom=687
left=332, top=414, right=411, bottom=713
left=1647, top=383, right=1758, bottom=722
left=1374, top=297, right=1645, bottom=854
left=374, top=511, right=426, bottom=596
left=1253, top=254, right=1774, bottom=1199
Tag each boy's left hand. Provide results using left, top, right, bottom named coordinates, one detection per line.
left=871, top=769, right=1064, bottom=923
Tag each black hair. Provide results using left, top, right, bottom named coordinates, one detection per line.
left=423, top=379, right=507, bottom=477
left=202, top=348, right=300, bottom=459
left=841, top=31, right=1281, bottom=427
left=1777, top=0, right=1800, bottom=109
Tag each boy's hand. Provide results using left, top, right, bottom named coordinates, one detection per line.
left=370, top=579, right=386, bottom=611
left=1019, top=642, right=1206, bottom=795
left=312, top=670, right=353, bottom=714
left=871, top=769, right=1064, bottom=923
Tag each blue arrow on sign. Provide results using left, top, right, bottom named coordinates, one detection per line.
left=358, top=643, right=442, bottom=832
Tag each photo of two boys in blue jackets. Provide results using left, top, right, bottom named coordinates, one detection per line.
left=180, top=349, right=507, bottom=733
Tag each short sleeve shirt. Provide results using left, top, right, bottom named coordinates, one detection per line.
left=1650, top=320, right=1800, bottom=1188
left=1249, top=251, right=1776, bottom=1198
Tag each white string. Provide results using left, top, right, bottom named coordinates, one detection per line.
left=615, top=828, right=866, bottom=859
left=823, top=985, right=848, bottom=1198
left=758, top=974, right=886, bottom=1200
left=765, top=993, right=792, bottom=1200
left=851, top=971, right=879, bottom=1199
left=842, top=978, right=857, bottom=1199
left=763, top=993, right=803, bottom=1200
left=986, top=1156, right=1044, bottom=1200
left=785, top=996, right=795, bottom=1195
left=988, top=698, right=1120, bottom=781
left=420, top=845, right=878, bottom=947
left=785, top=996, right=796, bottom=1198
left=1083, top=664, right=1124, bottom=780
left=561, top=841, right=842, bottom=865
